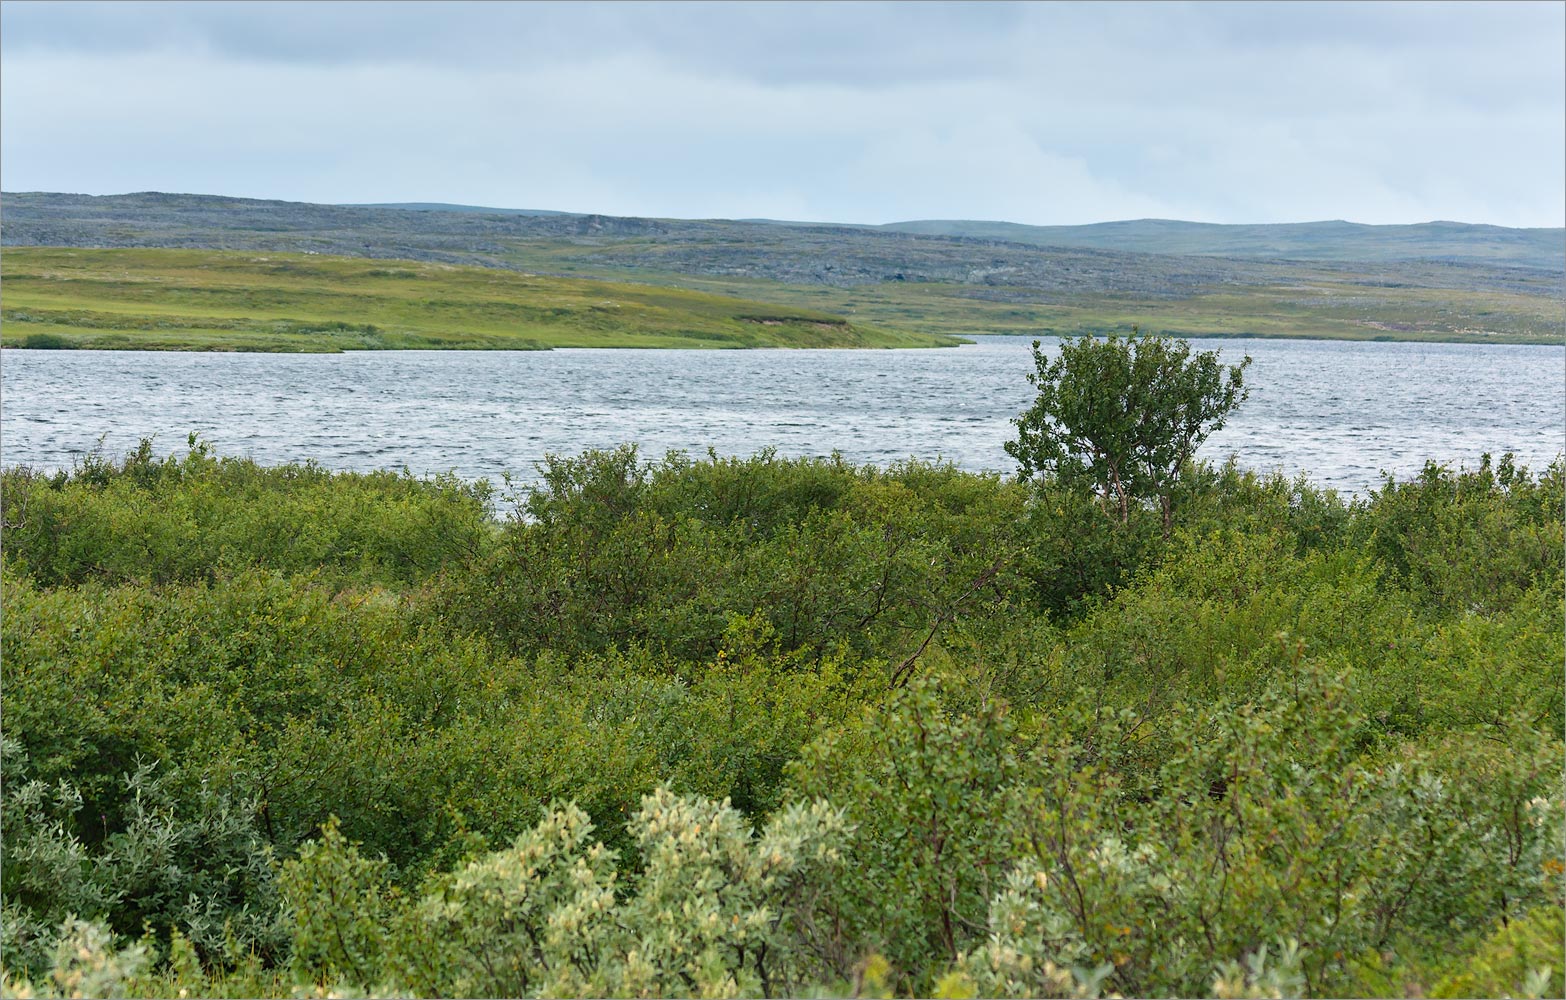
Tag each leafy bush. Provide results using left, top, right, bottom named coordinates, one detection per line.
left=1006, top=331, right=1249, bottom=530
left=1047, top=493, right=1561, bottom=733
left=786, top=682, right=1025, bottom=993
left=1429, top=905, right=1565, bottom=999
left=1354, top=454, right=1564, bottom=616
left=780, top=665, right=1562, bottom=997
left=1019, top=460, right=1354, bottom=621
left=1, top=918, right=149, bottom=999
left=1017, top=478, right=1165, bottom=618
left=281, top=789, right=849, bottom=998
left=2, top=567, right=869, bottom=880
left=0, top=740, right=281, bottom=979
left=0, top=437, right=493, bottom=588
left=1003, top=670, right=1563, bottom=998
left=440, top=447, right=1024, bottom=665
left=20, top=332, right=72, bottom=350
left=5, top=441, right=1562, bottom=997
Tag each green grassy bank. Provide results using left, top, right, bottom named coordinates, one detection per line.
left=0, top=247, right=961, bottom=351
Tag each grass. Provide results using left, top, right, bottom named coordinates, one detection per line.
left=487, top=241, right=1565, bottom=345
left=4, top=242, right=1558, bottom=353
left=7, top=193, right=1559, bottom=347
left=0, top=248, right=964, bottom=352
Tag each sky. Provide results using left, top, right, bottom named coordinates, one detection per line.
left=2, top=0, right=1562, bottom=228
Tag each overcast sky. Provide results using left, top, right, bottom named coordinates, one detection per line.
left=2, top=1, right=1562, bottom=227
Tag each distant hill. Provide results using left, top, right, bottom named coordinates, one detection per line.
left=3, top=191, right=1560, bottom=344
left=8, top=192, right=1560, bottom=274
left=366, top=205, right=1561, bottom=270
left=346, top=202, right=571, bottom=217
left=341, top=203, right=1566, bottom=271
left=875, top=218, right=1565, bottom=270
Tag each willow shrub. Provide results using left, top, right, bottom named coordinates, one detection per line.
left=440, top=447, right=1026, bottom=665
left=0, top=436, right=493, bottom=589
left=785, top=682, right=1024, bottom=993
left=2, top=567, right=871, bottom=881
left=1018, top=459, right=1353, bottom=621
left=3, top=566, right=581, bottom=871
left=279, top=789, right=850, bottom=999
left=5, top=444, right=1563, bottom=998
left=1038, top=458, right=1563, bottom=734
left=6, top=677, right=1561, bottom=998
left=1354, top=453, right=1564, bottom=616
left=0, top=740, right=282, bottom=981
left=1004, top=675, right=1563, bottom=998
left=783, top=668, right=1563, bottom=998
left=222, top=669, right=1566, bottom=998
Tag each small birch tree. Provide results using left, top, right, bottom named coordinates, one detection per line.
left=1005, top=330, right=1250, bottom=531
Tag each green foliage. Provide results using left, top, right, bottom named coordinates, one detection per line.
left=1018, top=478, right=1164, bottom=617
left=0, top=740, right=281, bottom=979
left=279, top=819, right=397, bottom=989
left=1006, top=331, right=1250, bottom=528
left=19, top=332, right=70, bottom=349
left=1, top=437, right=493, bottom=589
left=5, top=441, right=1563, bottom=997
left=282, top=790, right=849, bottom=998
left=0, top=920, right=293, bottom=1000
left=907, top=666, right=1563, bottom=999
left=0, top=918, right=150, bottom=999
left=441, top=447, right=1024, bottom=667
left=1429, top=905, right=1565, bottom=999
left=1208, top=940, right=1308, bottom=1000
left=2, top=563, right=866, bottom=882
left=1014, top=459, right=1353, bottom=620
left=1043, top=467, right=1562, bottom=732
left=787, top=682, right=1024, bottom=993
left=385, top=802, right=614, bottom=997
left=1355, top=453, right=1565, bottom=616
left=937, top=867, right=1116, bottom=999
left=4, top=566, right=603, bottom=870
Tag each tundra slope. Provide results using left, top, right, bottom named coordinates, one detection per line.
left=4, top=192, right=1561, bottom=342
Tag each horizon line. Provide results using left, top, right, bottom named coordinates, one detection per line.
left=5, top=189, right=1564, bottom=233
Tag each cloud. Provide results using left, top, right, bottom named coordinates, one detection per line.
left=2, top=1, right=1561, bottom=226
left=0, top=1, right=1028, bottom=82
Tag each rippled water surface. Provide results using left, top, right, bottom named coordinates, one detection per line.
left=2, top=337, right=1561, bottom=495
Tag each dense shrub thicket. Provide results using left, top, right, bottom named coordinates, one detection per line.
left=1, top=436, right=493, bottom=589
left=2, top=439, right=1561, bottom=998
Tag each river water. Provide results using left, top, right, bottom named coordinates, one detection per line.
left=1, top=337, right=1561, bottom=495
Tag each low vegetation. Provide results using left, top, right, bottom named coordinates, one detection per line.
left=3, top=426, right=1560, bottom=995
left=544, top=267, right=1566, bottom=345
left=5, top=192, right=1562, bottom=345
left=0, top=248, right=959, bottom=352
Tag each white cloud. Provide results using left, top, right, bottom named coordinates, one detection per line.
left=2, top=1, right=1561, bottom=227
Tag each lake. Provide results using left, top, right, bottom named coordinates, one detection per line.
left=2, top=336, right=1561, bottom=495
